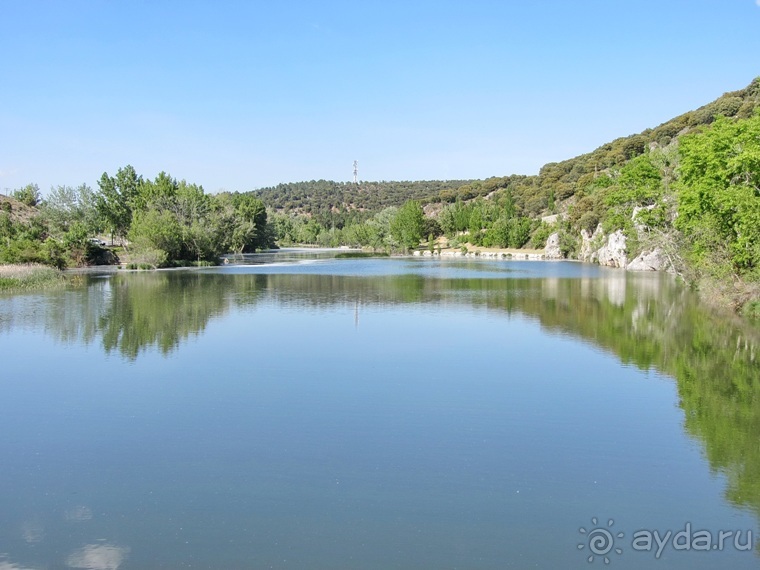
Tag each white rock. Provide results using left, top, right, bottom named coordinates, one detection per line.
left=544, top=232, right=562, bottom=259
left=595, top=230, right=628, bottom=268
left=626, top=248, right=671, bottom=272
left=580, top=224, right=604, bottom=262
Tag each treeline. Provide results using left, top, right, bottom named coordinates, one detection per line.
left=0, top=166, right=274, bottom=269
left=269, top=193, right=537, bottom=252
left=254, top=179, right=473, bottom=227
left=271, top=201, right=432, bottom=253
left=262, top=79, right=759, bottom=248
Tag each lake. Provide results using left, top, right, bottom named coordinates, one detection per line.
left=1, top=251, right=758, bottom=569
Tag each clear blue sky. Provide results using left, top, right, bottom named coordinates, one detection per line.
left=1, top=0, right=759, bottom=195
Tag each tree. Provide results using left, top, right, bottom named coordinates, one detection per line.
left=232, top=193, right=268, bottom=251
left=41, top=184, right=99, bottom=236
left=96, top=165, right=143, bottom=244
left=367, top=207, right=398, bottom=251
left=11, top=183, right=41, bottom=207
left=612, top=153, right=664, bottom=207
left=128, top=208, right=183, bottom=262
left=676, top=112, right=760, bottom=276
left=438, top=200, right=472, bottom=237
left=134, top=171, right=178, bottom=211
left=390, top=200, right=424, bottom=253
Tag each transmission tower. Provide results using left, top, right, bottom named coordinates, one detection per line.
left=353, top=160, right=358, bottom=185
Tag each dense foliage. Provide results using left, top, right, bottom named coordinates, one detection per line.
left=483, top=77, right=760, bottom=219
left=254, top=179, right=472, bottom=227
left=0, top=166, right=274, bottom=269
left=677, top=113, right=760, bottom=279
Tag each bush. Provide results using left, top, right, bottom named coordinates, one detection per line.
left=11, top=184, right=41, bottom=207
left=559, top=231, right=579, bottom=258
left=530, top=222, right=554, bottom=249
left=130, top=247, right=169, bottom=269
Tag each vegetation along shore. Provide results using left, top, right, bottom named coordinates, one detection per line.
left=1, top=78, right=758, bottom=316
left=0, top=263, right=64, bottom=291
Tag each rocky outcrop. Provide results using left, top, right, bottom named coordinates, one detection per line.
left=544, top=232, right=562, bottom=259
left=580, top=225, right=603, bottom=262
left=577, top=225, right=676, bottom=273
left=579, top=225, right=628, bottom=267
left=626, top=248, right=672, bottom=272
left=594, top=230, right=628, bottom=268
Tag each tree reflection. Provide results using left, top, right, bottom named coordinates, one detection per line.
left=5, top=266, right=758, bottom=520
left=95, top=272, right=268, bottom=359
left=259, top=270, right=760, bottom=520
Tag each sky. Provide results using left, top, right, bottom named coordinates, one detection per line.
left=1, top=0, right=759, bottom=195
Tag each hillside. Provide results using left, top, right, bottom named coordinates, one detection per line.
left=491, top=77, right=760, bottom=217
left=0, top=193, right=38, bottom=224
left=252, top=179, right=473, bottom=226
left=253, top=78, right=760, bottom=226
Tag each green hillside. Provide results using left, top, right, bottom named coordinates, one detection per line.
left=253, top=179, right=473, bottom=227
left=498, top=77, right=760, bottom=218
left=254, top=78, right=760, bottom=225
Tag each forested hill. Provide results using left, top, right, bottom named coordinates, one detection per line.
left=252, top=78, right=760, bottom=225
left=252, top=179, right=473, bottom=225
left=491, top=77, right=760, bottom=217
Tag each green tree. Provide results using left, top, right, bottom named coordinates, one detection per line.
left=229, top=193, right=269, bottom=252
left=128, top=208, right=183, bottom=263
left=41, top=184, right=99, bottom=236
left=96, top=165, right=143, bottom=244
left=611, top=153, right=664, bottom=207
left=676, top=112, right=760, bottom=276
left=12, top=183, right=41, bottom=207
left=390, top=201, right=424, bottom=253
left=134, top=171, right=178, bottom=211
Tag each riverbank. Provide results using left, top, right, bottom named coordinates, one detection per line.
left=0, top=264, right=65, bottom=291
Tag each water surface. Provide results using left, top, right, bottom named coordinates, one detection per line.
left=1, top=254, right=758, bottom=569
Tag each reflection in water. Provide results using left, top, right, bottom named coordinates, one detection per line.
left=0, top=272, right=261, bottom=359
left=1, top=259, right=759, bottom=559
left=66, top=544, right=129, bottom=570
left=97, top=272, right=244, bottom=359
left=20, top=520, right=43, bottom=545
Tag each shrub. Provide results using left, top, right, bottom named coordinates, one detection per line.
left=530, top=222, right=554, bottom=249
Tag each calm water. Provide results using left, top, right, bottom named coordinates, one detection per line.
left=1, top=253, right=759, bottom=569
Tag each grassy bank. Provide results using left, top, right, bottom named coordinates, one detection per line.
left=0, top=264, right=65, bottom=291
